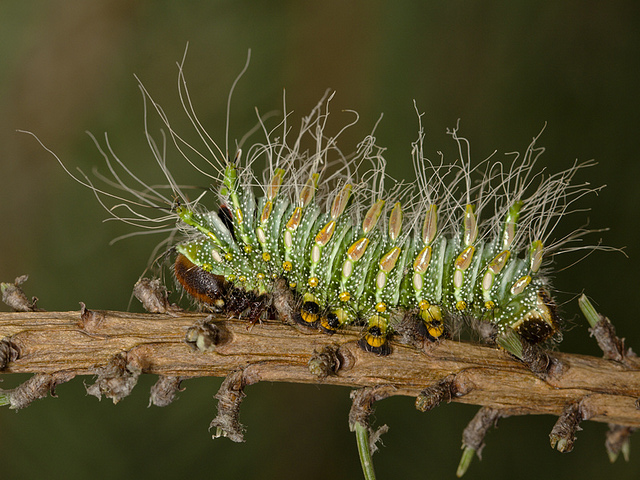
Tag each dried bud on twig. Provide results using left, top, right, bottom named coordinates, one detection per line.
left=210, top=369, right=248, bottom=442
left=149, top=375, right=184, bottom=407
left=1, top=275, right=40, bottom=312
left=85, top=352, right=141, bottom=404
left=0, top=372, right=74, bottom=409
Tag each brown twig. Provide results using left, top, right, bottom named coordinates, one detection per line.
left=0, top=309, right=640, bottom=427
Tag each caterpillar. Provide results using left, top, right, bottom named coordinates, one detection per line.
left=46, top=57, right=601, bottom=362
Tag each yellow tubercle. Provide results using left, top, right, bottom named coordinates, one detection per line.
left=375, top=302, right=387, bottom=313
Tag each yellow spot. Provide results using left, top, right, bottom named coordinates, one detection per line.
left=485, top=300, right=495, bottom=310
left=202, top=263, right=212, bottom=272
left=227, top=274, right=236, bottom=282
left=272, top=273, right=278, bottom=279
left=238, top=275, right=246, bottom=283
left=419, top=299, right=430, bottom=310
left=256, top=273, right=265, bottom=281
left=214, top=299, right=225, bottom=309
left=339, top=291, right=351, bottom=302
left=456, top=300, right=467, bottom=311
left=308, top=277, right=319, bottom=288
left=282, top=261, right=292, bottom=272
left=262, top=252, right=271, bottom=262
left=375, top=302, right=387, bottom=313
left=225, top=252, right=234, bottom=261
left=244, top=244, right=253, bottom=254
left=289, top=282, right=297, bottom=289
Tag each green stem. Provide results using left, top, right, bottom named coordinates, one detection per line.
left=578, top=294, right=600, bottom=328
left=456, top=446, right=476, bottom=477
left=354, top=422, right=377, bottom=480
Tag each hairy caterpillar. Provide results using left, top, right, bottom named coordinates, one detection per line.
left=43, top=55, right=601, bottom=362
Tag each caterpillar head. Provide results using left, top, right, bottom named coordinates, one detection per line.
left=174, top=253, right=227, bottom=312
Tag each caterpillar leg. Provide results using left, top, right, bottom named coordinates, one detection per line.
left=294, top=300, right=320, bottom=328
left=318, top=312, right=341, bottom=335
left=358, top=315, right=391, bottom=356
left=246, top=294, right=271, bottom=325
left=417, top=302, right=446, bottom=342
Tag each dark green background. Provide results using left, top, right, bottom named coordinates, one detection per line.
left=1, top=2, right=639, bottom=479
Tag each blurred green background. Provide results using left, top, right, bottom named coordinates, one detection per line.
left=1, top=1, right=640, bottom=479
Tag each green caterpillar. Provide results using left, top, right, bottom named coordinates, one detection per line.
left=47, top=64, right=599, bottom=361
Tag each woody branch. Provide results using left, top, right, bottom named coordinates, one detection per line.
left=1, top=308, right=639, bottom=427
